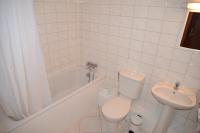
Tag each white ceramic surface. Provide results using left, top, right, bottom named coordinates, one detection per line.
left=102, top=96, right=131, bottom=122
left=1, top=68, right=104, bottom=133
left=153, top=105, right=175, bottom=133
left=151, top=81, right=196, bottom=133
left=151, top=82, right=196, bottom=110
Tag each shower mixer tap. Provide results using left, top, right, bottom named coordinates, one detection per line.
left=86, top=62, right=98, bottom=70
left=86, top=62, right=98, bottom=82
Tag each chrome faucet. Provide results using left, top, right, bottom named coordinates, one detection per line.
left=174, top=82, right=180, bottom=91
left=86, top=62, right=98, bottom=82
left=86, top=62, right=98, bottom=70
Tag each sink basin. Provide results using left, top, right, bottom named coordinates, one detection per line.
left=151, top=82, right=196, bottom=133
left=152, top=82, right=196, bottom=110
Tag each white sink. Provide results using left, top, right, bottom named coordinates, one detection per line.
left=151, top=82, right=196, bottom=133
left=152, top=82, right=196, bottom=110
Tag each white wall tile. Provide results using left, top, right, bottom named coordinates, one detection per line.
left=134, top=6, right=148, bottom=18
left=149, top=0, right=166, bottom=7
left=35, top=0, right=80, bottom=75
left=133, top=18, right=147, bottom=30
left=166, top=0, right=187, bottom=8
left=131, top=40, right=143, bottom=52
left=119, top=27, right=132, bottom=38
left=110, top=16, right=121, bottom=26
left=146, top=19, right=162, bottom=32
left=169, top=61, right=188, bottom=74
left=157, top=46, right=174, bottom=59
left=187, top=65, right=200, bottom=78
left=143, top=42, right=158, bottom=55
left=144, top=31, right=160, bottom=43
left=132, top=29, right=145, bottom=41
left=148, top=7, right=165, bottom=19
left=120, top=16, right=133, bottom=28
left=110, top=5, right=121, bottom=16
left=190, top=52, right=200, bottom=66
left=141, top=54, right=156, bottom=65
left=155, top=57, right=171, bottom=69
left=172, top=49, right=192, bottom=63
left=159, top=34, right=177, bottom=47
left=121, top=5, right=134, bottom=17
left=164, top=8, right=186, bottom=22
left=135, top=0, right=150, bottom=6
left=162, top=21, right=181, bottom=35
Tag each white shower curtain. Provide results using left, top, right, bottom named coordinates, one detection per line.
left=0, top=0, right=52, bottom=120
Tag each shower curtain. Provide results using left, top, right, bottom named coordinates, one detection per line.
left=0, top=0, right=52, bottom=120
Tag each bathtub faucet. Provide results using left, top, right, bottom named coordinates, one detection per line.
left=86, top=62, right=98, bottom=82
left=86, top=62, right=98, bottom=70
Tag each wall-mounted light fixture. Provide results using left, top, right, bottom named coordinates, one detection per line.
left=187, top=3, right=200, bottom=12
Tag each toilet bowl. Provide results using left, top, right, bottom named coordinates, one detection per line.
left=101, top=96, right=131, bottom=132
left=102, top=96, right=131, bottom=122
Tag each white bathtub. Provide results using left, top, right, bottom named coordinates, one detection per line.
left=0, top=67, right=104, bottom=133
left=49, top=68, right=93, bottom=102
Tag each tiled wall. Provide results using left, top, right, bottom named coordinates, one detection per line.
left=33, top=0, right=200, bottom=132
left=34, top=0, right=80, bottom=76
left=79, top=0, right=200, bottom=133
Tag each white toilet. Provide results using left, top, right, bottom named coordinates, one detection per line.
left=101, top=69, right=145, bottom=132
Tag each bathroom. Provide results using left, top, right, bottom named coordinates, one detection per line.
left=0, top=0, right=200, bottom=133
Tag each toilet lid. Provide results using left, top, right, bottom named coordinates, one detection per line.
left=102, top=96, right=131, bottom=120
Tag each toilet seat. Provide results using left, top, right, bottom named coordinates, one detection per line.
left=102, top=96, right=131, bottom=122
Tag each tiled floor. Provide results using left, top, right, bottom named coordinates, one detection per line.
left=66, top=116, right=129, bottom=133
left=65, top=113, right=146, bottom=133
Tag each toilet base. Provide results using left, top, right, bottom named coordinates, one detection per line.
left=105, top=120, right=118, bottom=132
left=102, top=117, right=125, bottom=133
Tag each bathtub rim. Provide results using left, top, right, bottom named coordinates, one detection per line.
left=6, top=66, right=104, bottom=132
